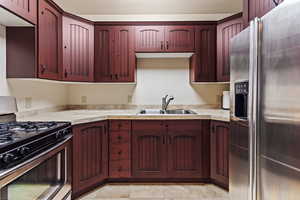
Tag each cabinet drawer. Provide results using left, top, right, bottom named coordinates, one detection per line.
left=110, top=143, right=130, bottom=161
left=110, top=120, right=131, bottom=131
left=109, top=160, right=131, bottom=178
left=110, top=131, right=130, bottom=144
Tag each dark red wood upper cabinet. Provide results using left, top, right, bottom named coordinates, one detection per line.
left=72, top=121, right=108, bottom=196
left=95, top=26, right=135, bottom=82
left=217, top=17, right=243, bottom=82
left=113, top=26, right=135, bottom=82
left=0, top=0, right=37, bottom=24
left=165, top=26, right=195, bottom=52
left=243, top=0, right=284, bottom=27
left=210, top=120, right=230, bottom=189
left=190, top=25, right=217, bottom=82
left=94, top=26, right=113, bottom=82
left=131, top=120, right=168, bottom=178
left=135, top=26, right=165, bottom=52
left=62, top=16, right=94, bottom=82
left=166, top=120, right=203, bottom=178
left=135, top=25, right=195, bottom=52
left=38, top=0, right=62, bottom=80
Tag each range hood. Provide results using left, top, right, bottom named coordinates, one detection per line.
left=135, top=53, right=194, bottom=58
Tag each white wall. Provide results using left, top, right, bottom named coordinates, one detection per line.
left=0, top=25, right=68, bottom=112
left=79, top=14, right=236, bottom=22
left=0, top=25, right=10, bottom=96
left=68, top=58, right=228, bottom=106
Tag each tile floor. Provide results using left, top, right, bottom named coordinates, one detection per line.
left=79, top=183, right=229, bottom=200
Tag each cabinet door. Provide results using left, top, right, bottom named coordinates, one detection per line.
left=190, top=25, right=217, bottom=82
left=38, top=0, right=62, bottom=80
left=62, top=16, right=94, bottom=82
left=217, top=18, right=243, bottom=82
left=243, top=0, right=284, bottom=26
left=113, top=26, right=135, bottom=82
left=165, top=26, right=195, bottom=52
left=0, top=0, right=37, bottom=24
left=94, top=26, right=114, bottom=82
left=135, top=26, right=165, bottom=52
left=132, top=121, right=167, bottom=178
left=166, top=120, right=203, bottom=178
left=72, top=121, right=108, bottom=195
left=211, top=121, right=230, bottom=188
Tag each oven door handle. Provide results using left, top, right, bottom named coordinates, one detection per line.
left=0, top=135, right=72, bottom=187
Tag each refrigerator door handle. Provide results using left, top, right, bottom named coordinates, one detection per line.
left=248, top=18, right=262, bottom=200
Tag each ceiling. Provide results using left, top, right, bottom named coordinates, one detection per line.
left=53, top=0, right=242, bottom=15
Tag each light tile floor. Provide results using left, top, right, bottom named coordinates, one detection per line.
left=79, top=183, right=229, bottom=200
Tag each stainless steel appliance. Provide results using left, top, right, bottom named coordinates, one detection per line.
left=230, top=1, right=300, bottom=200
left=0, top=96, right=72, bottom=200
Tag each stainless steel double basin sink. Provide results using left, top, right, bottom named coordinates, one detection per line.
left=138, top=109, right=197, bottom=115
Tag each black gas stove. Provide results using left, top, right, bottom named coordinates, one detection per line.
left=0, top=121, right=71, bottom=169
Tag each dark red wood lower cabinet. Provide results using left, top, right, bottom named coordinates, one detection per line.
left=109, top=120, right=132, bottom=178
left=131, top=120, right=210, bottom=179
left=166, top=120, right=203, bottom=178
left=131, top=121, right=168, bottom=178
left=210, top=121, right=230, bottom=189
left=72, top=121, right=108, bottom=196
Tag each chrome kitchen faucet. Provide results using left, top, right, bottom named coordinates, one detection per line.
left=162, top=95, right=174, bottom=112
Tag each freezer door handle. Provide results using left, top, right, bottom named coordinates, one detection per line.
left=248, top=18, right=262, bottom=200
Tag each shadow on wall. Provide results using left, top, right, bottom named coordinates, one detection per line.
left=6, top=79, right=68, bottom=111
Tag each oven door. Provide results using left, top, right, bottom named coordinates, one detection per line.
left=0, top=136, right=72, bottom=200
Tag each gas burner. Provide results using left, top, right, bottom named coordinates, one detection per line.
left=0, top=136, right=13, bottom=144
left=7, top=122, right=58, bottom=132
left=0, top=131, right=14, bottom=144
left=0, top=127, right=8, bottom=132
left=0, top=131, right=13, bottom=138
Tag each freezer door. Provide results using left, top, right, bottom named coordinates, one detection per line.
left=229, top=27, right=251, bottom=200
left=258, top=1, right=300, bottom=200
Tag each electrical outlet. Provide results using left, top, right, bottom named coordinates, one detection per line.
left=128, top=95, right=132, bottom=103
left=81, top=96, right=87, bottom=104
left=25, top=97, right=32, bottom=109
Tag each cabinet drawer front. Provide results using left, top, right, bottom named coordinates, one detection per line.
left=110, top=143, right=130, bottom=160
left=166, top=120, right=202, bottom=131
left=110, top=120, right=131, bottom=131
left=109, top=160, right=131, bottom=178
left=110, top=131, right=130, bottom=144
left=132, top=120, right=164, bottom=131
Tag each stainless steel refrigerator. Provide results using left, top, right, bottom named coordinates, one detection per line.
left=230, top=1, right=300, bottom=200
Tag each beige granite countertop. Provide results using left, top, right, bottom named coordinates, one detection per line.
left=17, top=108, right=230, bottom=125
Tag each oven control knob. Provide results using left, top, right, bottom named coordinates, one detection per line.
left=56, top=131, right=63, bottom=139
left=62, top=129, right=69, bottom=136
left=2, top=153, right=15, bottom=164
left=18, top=147, right=30, bottom=156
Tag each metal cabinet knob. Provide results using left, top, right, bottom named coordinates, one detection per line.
left=118, top=166, right=122, bottom=172
left=40, top=65, right=46, bottom=74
